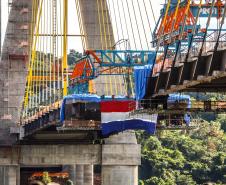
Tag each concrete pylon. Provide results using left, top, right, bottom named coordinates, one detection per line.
left=0, top=0, right=115, bottom=124
left=101, top=131, right=140, bottom=185
left=0, top=0, right=116, bottom=146
left=78, top=0, right=115, bottom=50
left=0, top=0, right=33, bottom=123
left=0, top=0, right=33, bottom=146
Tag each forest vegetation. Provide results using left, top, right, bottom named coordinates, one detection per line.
left=138, top=93, right=226, bottom=185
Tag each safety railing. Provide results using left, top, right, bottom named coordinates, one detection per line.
left=129, top=99, right=226, bottom=116
left=154, top=30, right=226, bottom=73
left=87, top=50, right=155, bottom=67
left=20, top=100, right=61, bottom=125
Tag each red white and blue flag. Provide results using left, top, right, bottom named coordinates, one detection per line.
left=100, top=100, right=157, bottom=136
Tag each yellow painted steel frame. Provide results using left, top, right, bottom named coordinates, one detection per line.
left=63, top=0, right=68, bottom=96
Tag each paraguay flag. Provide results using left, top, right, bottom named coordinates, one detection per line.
left=100, top=100, right=157, bottom=136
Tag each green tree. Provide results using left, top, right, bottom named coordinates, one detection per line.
left=42, top=172, right=52, bottom=184
left=68, top=49, right=83, bottom=66
left=138, top=119, right=226, bottom=184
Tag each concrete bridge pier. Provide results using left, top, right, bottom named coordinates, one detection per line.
left=101, top=131, right=139, bottom=185
left=102, top=166, right=138, bottom=185
left=64, top=164, right=93, bottom=185
left=0, top=132, right=140, bottom=185
left=0, top=166, right=19, bottom=185
left=75, top=165, right=84, bottom=185
left=83, top=165, right=93, bottom=185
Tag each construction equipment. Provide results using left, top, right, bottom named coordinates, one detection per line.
left=29, top=172, right=71, bottom=185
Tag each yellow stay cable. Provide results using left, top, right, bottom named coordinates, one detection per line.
left=75, top=0, right=87, bottom=49
left=101, top=0, right=114, bottom=95
left=100, top=0, right=113, bottom=95
left=96, top=0, right=108, bottom=95
left=104, top=0, right=112, bottom=48
left=49, top=0, right=52, bottom=104
left=100, top=0, right=108, bottom=49
left=38, top=2, right=44, bottom=111
left=24, top=0, right=44, bottom=108
left=32, top=0, right=40, bottom=116
left=63, top=0, right=68, bottom=96
left=23, top=0, right=36, bottom=119
left=129, top=68, right=134, bottom=97
left=123, top=67, right=129, bottom=96
left=52, top=0, right=57, bottom=103
left=60, top=0, right=64, bottom=99
left=26, top=0, right=38, bottom=118
left=42, top=0, right=46, bottom=104
left=56, top=0, right=60, bottom=100
left=96, top=0, right=104, bottom=48
left=46, top=0, right=50, bottom=102
left=104, top=0, right=119, bottom=96
left=36, top=15, right=41, bottom=113
left=119, top=67, right=123, bottom=95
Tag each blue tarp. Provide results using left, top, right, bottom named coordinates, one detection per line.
left=167, top=94, right=191, bottom=108
left=60, top=94, right=134, bottom=122
left=101, top=95, right=134, bottom=101
left=101, top=119, right=156, bottom=136
left=60, top=94, right=101, bottom=122
left=147, top=53, right=156, bottom=64
left=167, top=94, right=191, bottom=125
left=134, top=65, right=153, bottom=100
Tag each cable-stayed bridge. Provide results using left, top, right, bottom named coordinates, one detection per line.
left=0, top=0, right=226, bottom=184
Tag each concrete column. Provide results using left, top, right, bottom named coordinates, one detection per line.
left=0, top=166, right=19, bottom=185
left=63, top=165, right=76, bottom=184
left=0, top=0, right=33, bottom=123
left=102, top=166, right=138, bottom=185
left=76, top=164, right=84, bottom=185
left=84, top=165, right=93, bottom=185
left=64, top=164, right=93, bottom=185
left=101, top=131, right=140, bottom=185
left=78, top=0, right=115, bottom=50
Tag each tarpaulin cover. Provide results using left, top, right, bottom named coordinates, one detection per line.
left=167, top=94, right=191, bottom=108
left=60, top=94, right=101, bottom=122
left=60, top=94, right=134, bottom=122
left=101, top=119, right=156, bottom=136
left=134, top=65, right=153, bottom=100
left=101, top=95, right=134, bottom=101
left=147, top=53, right=156, bottom=64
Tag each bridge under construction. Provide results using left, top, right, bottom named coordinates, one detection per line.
left=0, top=0, right=226, bottom=185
